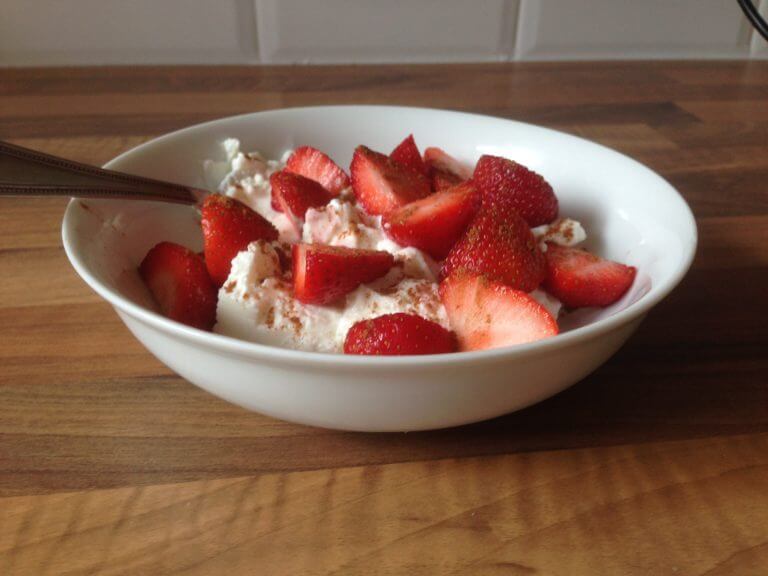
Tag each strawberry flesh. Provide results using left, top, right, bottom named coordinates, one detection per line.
left=431, top=169, right=464, bottom=192
left=384, top=181, right=479, bottom=260
left=474, top=155, right=558, bottom=227
left=424, top=148, right=471, bottom=192
left=270, top=170, right=334, bottom=233
left=292, top=243, right=395, bottom=305
left=543, top=243, right=637, bottom=308
left=440, top=274, right=558, bottom=351
left=424, top=147, right=472, bottom=180
left=285, top=146, right=350, bottom=195
left=390, top=134, right=429, bottom=177
left=139, top=241, right=218, bottom=331
left=344, top=313, right=456, bottom=355
left=350, top=146, right=432, bottom=216
left=442, top=203, right=545, bottom=292
left=200, top=194, right=278, bottom=287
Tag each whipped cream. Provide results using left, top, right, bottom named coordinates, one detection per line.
left=207, top=140, right=576, bottom=353
left=214, top=240, right=447, bottom=353
left=206, top=139, right=297, bottom=243
left=533, top=218, right=586, bottom=251
left=303, top=199, right=438, bottom=282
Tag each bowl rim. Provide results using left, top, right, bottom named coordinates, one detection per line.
left=62, top=104, right=698, bottom=368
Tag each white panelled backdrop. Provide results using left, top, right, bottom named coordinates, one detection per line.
left=1, top=0, right=766, bottom=66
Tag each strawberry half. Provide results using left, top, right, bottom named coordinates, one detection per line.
left=543, top=243, right=637, bottom=308
left=431, top=169, right=464, bottom=192
left=139, top=242, right=218, bottom=331
left=442, top=204, right=545, bottom=292
left=423, top=147, right=471, bottom=192
left=440, top=274, right=558, bottom=351
left=473, top=155, right=558, bottom=227
left=292, top=243, right=395, bottom=305
left=384, top=181, right=479, bottom=260
left=350, top=146, right=432, bottom=216
left=201, top=194, right=278, bottom=287
left=270, top=170, right=334, bottom=233
left=285, top=146, right=350, bottom=195
left=344, top=313, right=456, bottom=356
left=390, top=134, right=428, bottom=177
left=424, top=147, right=473, bottom=180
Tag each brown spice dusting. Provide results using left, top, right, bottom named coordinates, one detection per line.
left=542, top=219, right=575, bottom=243
left=289, top=315, right=302, bottom=335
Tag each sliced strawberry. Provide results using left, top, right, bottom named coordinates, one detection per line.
left=442, top=204, right=545, bottom=292
left=350, top=146, right=432, bottom=216
left=473, top=155, right=558, bottom=227
left=292, top=243, right=395, bottom=305
left=201, top=194, right=278, bottom=287
left=543, top=243, right=637, bottom=308
left=431, top=169, right=464, bottom=192
left=139, top=242, right=217, bottom=331
left=440, top=274, right=558, bottom=351
left=344, top=313, right=456, bottom=356
left=270, top=192, right=283, bottom=213
left=390, top=134, right=428, bottom=177
left=285, top=146, right=350, bottom=195
left=425, top=146, right=472, bottom=176
left=270, top=170, right=334, bottom=233
left=383, top=181, right=479, bottom=260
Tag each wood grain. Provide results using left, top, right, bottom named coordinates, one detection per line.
left=1, top=62, right=767, bottom=575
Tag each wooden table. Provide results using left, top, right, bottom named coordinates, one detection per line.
left=1, top=62, right=767, bottom=575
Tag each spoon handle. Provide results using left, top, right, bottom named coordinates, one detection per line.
left=0, top=140, right=205, bottom=205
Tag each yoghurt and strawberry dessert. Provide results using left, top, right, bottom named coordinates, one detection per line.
left=139, top=135, right=638, bottom=355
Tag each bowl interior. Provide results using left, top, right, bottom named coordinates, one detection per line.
left=63, top=106, right=696, bottom=353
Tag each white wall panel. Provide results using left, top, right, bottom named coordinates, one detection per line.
left=256, top=0, right=517, bottom=63
left=0, top=0, right=766, bottom=65
left=0, top=0, right=258, bottom=66
left=749, top=0, right=768, bottom=58
left=516, top=0, right=752, bottom=60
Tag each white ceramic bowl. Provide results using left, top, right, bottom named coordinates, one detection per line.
left=62, top=106, right=696, bottom=432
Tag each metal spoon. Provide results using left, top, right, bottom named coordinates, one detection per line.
left=0, top=140, right=207, bottom=205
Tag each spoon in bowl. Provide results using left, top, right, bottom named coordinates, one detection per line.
left=0, top=140, right=207, bottom=205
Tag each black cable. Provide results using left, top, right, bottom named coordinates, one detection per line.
left=738, top=0, right=768, bottom=42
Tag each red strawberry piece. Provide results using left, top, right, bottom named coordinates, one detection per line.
left=389, top=134, right=428, bottom=177
left=292, top=243, right=395, bottom=305
left=270, top=170, right=334, bottom=233
left=473, top=155, right=558, bottom=227
left=270, top=191, right=283, bottom=212
left=350, top=145, right=432, bottom=216
left=200, top=194, right=278, bottom=287
left=442, top=204, right=545, bottom=292
left=440, top=274, right=558, bottom=351
left=344, top=313, right=456, bottom=355
left=285, top=146, right=350, bottom=195
left=543, top=243, right=637, bottom=308
left=139, top=241, right=218, bottom=331
left=384, top=181, right=479, bottom=260
left=424, top=147, right=472, bottom=177
left=431, top=169, right=464, bottom=192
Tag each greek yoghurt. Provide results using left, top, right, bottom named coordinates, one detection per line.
left=214, top=240, right=447, bottom=352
